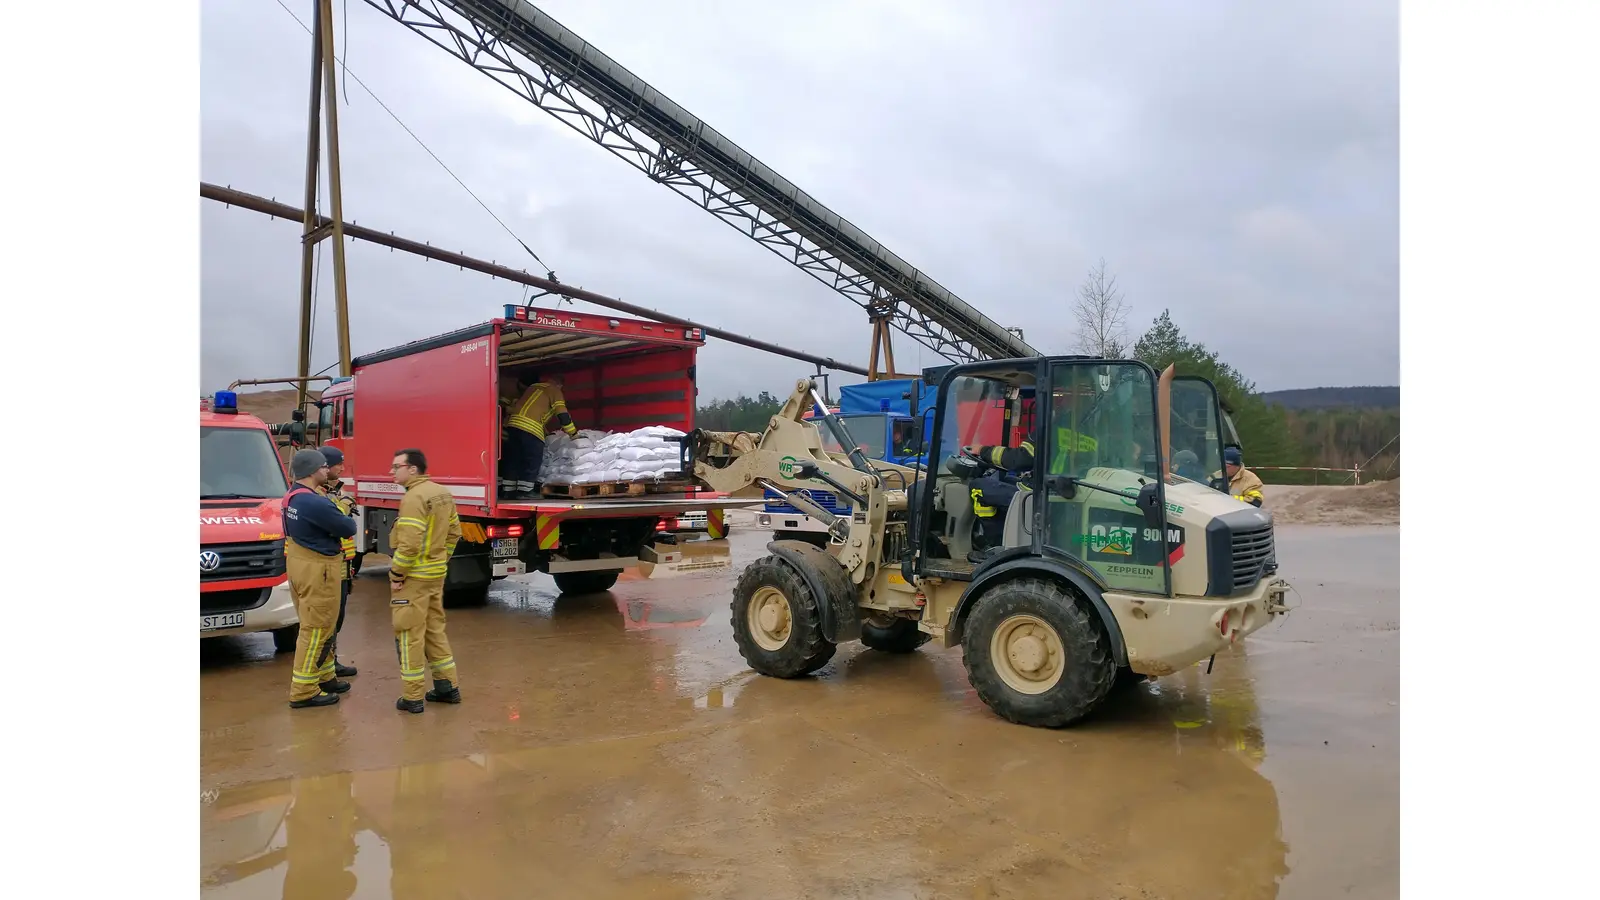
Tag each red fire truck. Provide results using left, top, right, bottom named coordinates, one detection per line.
left=314, top=304, right=755, bottom=606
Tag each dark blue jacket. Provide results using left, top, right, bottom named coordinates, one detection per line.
left=283, top=484, right=357, bottom=556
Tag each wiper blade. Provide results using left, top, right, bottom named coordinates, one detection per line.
left=201, top=493, right=272, bottom=500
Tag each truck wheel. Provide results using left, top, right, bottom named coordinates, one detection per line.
left=552, top=570, right=620, bottom=595
left=961, top=577, right=1115, bottom=728
left=731, top=556, right=836, bottom=678
left=443, top=583, right=491, bottom=608
left=860, top=616, right=930, bottom=654
left=272, top=624, right=299, bottom=654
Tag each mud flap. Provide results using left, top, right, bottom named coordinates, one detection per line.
left=767, top=540, right=861, bottom=644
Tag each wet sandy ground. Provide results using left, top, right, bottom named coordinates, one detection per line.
left=200, top=524, right=1398, bottom=899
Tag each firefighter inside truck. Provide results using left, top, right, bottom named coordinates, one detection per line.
left=498, top=367, right=585, bottom=500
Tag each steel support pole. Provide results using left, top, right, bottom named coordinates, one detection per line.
left=200, top=183, right=870, bottom=377
left=294, top=7, right=325, bottom=411
left=317, top=0, right=353, bottom=376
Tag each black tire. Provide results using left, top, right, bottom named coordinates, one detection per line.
left=731, top=556, right=836, bottom=678
left=350, top=552, right=365, bottom=577
left=552, top=570, right=621, bottom=595
left=860, top=617, right=931, bottom=654
left=961, top=577, right=1116, bottom=728
left=443, top=582, right=491, bottom=608
left=272, top=624, right=299, bottom=654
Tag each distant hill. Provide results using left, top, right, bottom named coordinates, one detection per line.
left=1258, top=386, right=1398, bottom=411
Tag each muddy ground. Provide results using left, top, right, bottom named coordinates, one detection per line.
left=199, top=511, right=1398, bottom=899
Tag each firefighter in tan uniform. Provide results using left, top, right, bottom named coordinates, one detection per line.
left=387, top=448, right=464, bottom=714
left=502, top=372, right=580, bottom=499
left=282, top=449, right=358, bottom=709
left=318, top=446, right=359, bottom=679
left=1223, top=446, right=1265, bottom=508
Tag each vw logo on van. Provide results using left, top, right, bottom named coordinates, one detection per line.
left=200, top=551, right=222, bottom=572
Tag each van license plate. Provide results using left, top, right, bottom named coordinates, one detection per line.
left=493, top=538, right=520, bottom=556
left=201, top=612, right=246, bottom=632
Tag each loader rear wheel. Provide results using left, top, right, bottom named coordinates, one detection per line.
left=553, top=570, right=621, bottom=595
left=860, top=616, right=931, bottom=654
left=731, top=557, right=835, bottom=678
left=962, top=577, right=1115, bottom=728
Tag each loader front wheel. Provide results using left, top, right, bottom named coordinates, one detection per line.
left=962, top=577, right=1115, bottom=728
left=731, top=556, right=836, bottom=678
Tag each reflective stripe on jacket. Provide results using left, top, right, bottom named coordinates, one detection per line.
left=1048, top=428, right=1098, bottom=473
left=1229, top=467, right=1265, bottom=508
left=506, top=382, right=578, bottom=440
left=321, top=480, right=358, bottom=560
left=388, top=476, right=462, bottom=580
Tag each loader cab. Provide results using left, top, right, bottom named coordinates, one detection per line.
left=912, top=357, right=1177, bottom=597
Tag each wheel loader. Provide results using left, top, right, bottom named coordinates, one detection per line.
left=686, top=356, right=1292, bottom=728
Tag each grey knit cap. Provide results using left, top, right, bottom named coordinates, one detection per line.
left=291, top=448, right=330, bottom=479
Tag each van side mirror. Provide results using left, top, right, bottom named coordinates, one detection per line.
left=1136, top=483, right=1164, bottom=528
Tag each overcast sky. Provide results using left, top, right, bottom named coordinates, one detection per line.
left=201, top=0, right=1397, bottom=402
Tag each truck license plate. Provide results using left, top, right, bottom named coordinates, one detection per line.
left=493, top=538, right=520, bottom=557
left=201, top=612, right=246, bottom=632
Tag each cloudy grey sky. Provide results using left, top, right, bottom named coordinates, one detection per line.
left=201, top=0, right=1397, bottom=402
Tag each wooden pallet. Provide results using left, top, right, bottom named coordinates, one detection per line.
left=541, top=479, right=698, bottom=499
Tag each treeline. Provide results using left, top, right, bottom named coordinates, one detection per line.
left=698, top=310, right=1398, bottom=484
left=697, top=391, right=785, bottom=433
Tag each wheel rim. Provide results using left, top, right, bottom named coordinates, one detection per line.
left=989, top=613, right=1066, bottom=694
left=748, top=586, right=793, bottom=651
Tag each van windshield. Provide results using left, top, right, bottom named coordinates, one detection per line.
left=201, top=426, right=289, bottom=499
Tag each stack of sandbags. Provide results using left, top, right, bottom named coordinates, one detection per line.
left=540, top=426, right=686, bottom=485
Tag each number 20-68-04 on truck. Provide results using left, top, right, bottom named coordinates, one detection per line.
left=315, top=305, right=758, bottom=606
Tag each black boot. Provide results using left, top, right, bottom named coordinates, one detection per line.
left=290, top=691, right=340, bottom=709
left=425, top=679, right=462, bottom=703
left=395, top=698, right=425, bottom=714
left=335, top=659, right=358, bottom=678
left=319, top=678, right=352, bottom=694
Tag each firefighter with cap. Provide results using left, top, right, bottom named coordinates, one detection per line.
left=387, top=448, right=464, bottom=714
left=318, top=446, right=359, bottom=679
left=1224, top=446, right=1265, bottom=508
left=282, top=449, right=359, bottom=708
left=502, top=372, right=579, bottom=499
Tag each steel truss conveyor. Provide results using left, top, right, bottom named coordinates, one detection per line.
left=362, top=0, right=1038, bottom=363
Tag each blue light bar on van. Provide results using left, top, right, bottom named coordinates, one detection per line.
left=880, top=399, right=891, bottom=412
left=330, top=376, right=352, bottom=384
left=213, top=390, right=239, bottom=414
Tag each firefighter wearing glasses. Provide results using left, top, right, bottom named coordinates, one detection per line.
left=387, top=448, right=464, bottom=714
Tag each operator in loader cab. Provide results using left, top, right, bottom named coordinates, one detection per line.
left=502, top=372, right=580, bottom=500
left=1223, top=446, right=1265, bottom=508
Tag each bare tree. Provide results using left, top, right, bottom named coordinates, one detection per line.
left=1072, top=257, right=1130, bottom=358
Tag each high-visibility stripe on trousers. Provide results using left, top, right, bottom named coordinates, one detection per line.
left=391, top=577, right=459, bottom=702
left=285, top=540, right=343, bottom=702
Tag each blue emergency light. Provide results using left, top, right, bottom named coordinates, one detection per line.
left=213, top=390, right=239, bottom=414
left=880, top=399, right=891, bottom=412
left=331, top=376, right=352, bottom=385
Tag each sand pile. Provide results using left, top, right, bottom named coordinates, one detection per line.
left=1264, top=479, right=1400, bottom=526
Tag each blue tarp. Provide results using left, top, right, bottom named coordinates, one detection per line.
left=836, top=379, right=936, bottom=416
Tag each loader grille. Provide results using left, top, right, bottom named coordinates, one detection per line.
left=1230, top=523, right=1275, bottom=592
